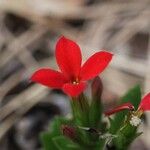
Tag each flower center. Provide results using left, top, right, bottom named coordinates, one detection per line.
left=72, top=78, right=79, bottom=85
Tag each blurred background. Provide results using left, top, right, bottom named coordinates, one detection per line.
left=0, top=0, right=150, bottom=149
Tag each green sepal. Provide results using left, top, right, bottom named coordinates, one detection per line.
left=89, top=97, right=102, bottom=128
left=89, top=76, right=103, bottom=128
left=71, top=94, right=90, bottom=126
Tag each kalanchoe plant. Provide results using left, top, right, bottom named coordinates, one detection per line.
left=31, top=36, right=150, bottom=150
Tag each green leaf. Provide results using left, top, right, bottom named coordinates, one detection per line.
left=92, top=139, right=105, bottom=150
left=53, top=135, right=81, bottom=150
left=41, top=132, right=58, bottom=150
left=109, top=85, right=141, bottom=133
left=120, top=85, right=141, bottom=109
left=41, top=116, right=72, bottom=150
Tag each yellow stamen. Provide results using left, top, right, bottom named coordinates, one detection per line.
left=72, top=78, right=79, bottom=85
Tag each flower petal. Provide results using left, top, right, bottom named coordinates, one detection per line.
left=139, top=93, right=150, bottom=111
left=104, top=102, right=134, bottom=116
left=31, top=68, right=67, bottom=89
left=56, top=36, right=82, bottom=79
left=80, top=51, right=113, bottom=81
left=63, top=82, right=86, bottom=97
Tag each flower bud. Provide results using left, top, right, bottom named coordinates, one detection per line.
left=91, top=76, right=103, bottom=99
left=61, top=125, right=76, bottom=140
left=104, top=102, right=135, bottom=116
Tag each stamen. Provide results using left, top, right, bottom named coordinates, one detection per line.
left=73, top=81, right=77, bottom=84
left=72, top=78, right=79, bottom=85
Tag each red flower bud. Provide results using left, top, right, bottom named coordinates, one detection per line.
left=91, top=76, right=103, bottom=98
left=61, top=125, right=76, bottom=140
left=104, top=102, right=134, bottom=116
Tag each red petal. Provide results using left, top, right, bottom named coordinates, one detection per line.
left=104, top=102, right=134, bottom=116
left=62, top=82, right=86, bottom=97
left=80, top=51, right=113, bottom=81
left=31, top=68, right=67, bottom=89
left=56, top=36, right=82, bottom=79
left=139, top=93, right=150, bottom=111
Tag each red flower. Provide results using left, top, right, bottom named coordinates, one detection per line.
left=31, top=36, right=113, bottom=97
left=104, top=93, right=150, bottom=116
